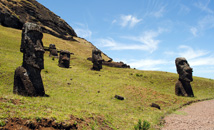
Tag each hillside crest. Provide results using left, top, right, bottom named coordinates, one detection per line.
left=0, top=0, right=76, bottom=40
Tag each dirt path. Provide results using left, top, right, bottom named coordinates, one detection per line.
left=162, top=100, right=214, bottom=130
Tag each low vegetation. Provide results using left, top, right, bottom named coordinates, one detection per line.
left=0, top=25, right=214, bottom=129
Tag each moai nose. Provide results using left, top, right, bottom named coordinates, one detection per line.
left=35, top=40, right=45, bottom=52
left=185, top=66, right=193, bottom=73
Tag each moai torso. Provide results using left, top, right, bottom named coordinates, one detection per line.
left=13, top=22, right=45, bottom=96
left=175, top=57, right=194, bottom=97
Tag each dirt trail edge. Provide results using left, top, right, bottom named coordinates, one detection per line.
left=162, top=99, right=214, bottom=130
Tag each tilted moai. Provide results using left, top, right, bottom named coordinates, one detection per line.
left=14, top=22, right=46, bottom=96
left=58, top=50, right=70, bottom=68
left=49, top=44, right=58, bottom=57
left=175, top=57, right=194, bottom=97
left=91, top=48, right=103, bottom=71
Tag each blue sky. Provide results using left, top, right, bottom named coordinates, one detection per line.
left=37, top=0, right=214, bottom=79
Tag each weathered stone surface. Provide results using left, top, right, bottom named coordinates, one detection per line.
left=49, top=44, right=58, bottom=57
left=103, top=61, right=130, bottom=68
left=91, top=48, right=103, bottom=71
left=175, top=57, right=194, bottom=97
left=0, top=0, right=77, bottom=40
left=115, top=95, right=124, bottom=100
left=87, top=58, right=130, bottom=69
left=151, top=103, right=161, bottom=110
left=14, top=22, right=45, bottom=96
left=58, top=50, right=70, bottom=68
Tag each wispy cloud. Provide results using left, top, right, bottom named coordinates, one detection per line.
left=190, top=57, right=214, bottom=66
left=73, top=23, right=92, bottom=39
left=113, top=14, right=142, bottom=28
left=190, top=27, right=198, bottom=36
left=189, top=15, right=214, bottom=37
left=194, top=0, right=214, bottom=14
left=178, top=4, right=190, bottom=15
left=198, top=15, right=214, bottom=29
left=165, top=45, right=213, bottom=67
left=128, top=59, right=168, bottom=70
left=96, top=28, right=165, bottom=52
left=177, top=45, right=209, bottom=60
left=147, top=6, right=166, bottom=18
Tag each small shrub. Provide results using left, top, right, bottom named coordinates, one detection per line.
left=134, top=119, right=150, bottom=130
left=136, top=73, right=143, bottom=77
left=0, top=120, right=6, bottom=127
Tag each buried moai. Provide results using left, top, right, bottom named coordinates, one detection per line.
left=175, top=57, right=194, bottom=97
left=14, top=22, right=46, bottom=96
left=49, top=44, right=58, bottom=57
left=91, top=48, right=103, bottom=71
left=58, top=50, right=70, bottom=68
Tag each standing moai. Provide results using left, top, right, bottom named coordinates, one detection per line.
left=175, top=57, right=194, bottom=97
left=14, top=22, right=46, bottom=96
left=49, top=44, right=58, bottom=57
left=91, top=48, right=103, bottom=71
left=58, top=50, right=70, bottom=68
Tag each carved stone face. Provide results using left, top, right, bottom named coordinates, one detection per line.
left=92, top=49, right=102, bottom=62
left=49, top=44, right=58, bottom=57
left=175, top=57, right=193, bottom=82
left=58, top=50, right=70, bottom=68
left=92, top=48, right=103, bottom=70
left=21, top=22, right=45, bottom=70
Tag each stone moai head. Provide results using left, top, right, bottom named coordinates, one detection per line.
left=58, top=50, right=70, bottom=68
left=175, top=57, right=193, bottom=82
left=92, top=48, right=103, bottom=71
left=49, top=44, right=58, bottom=57
left=21, top=22, right=45, bottom=70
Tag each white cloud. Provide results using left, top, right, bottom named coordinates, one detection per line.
left=178, top=45, right=209, bottom=60
left=194, top=0, right=214, bottom=14
left=147, top=6, right=166, bottom=18
left=190, top=27, right=198, bottom=36
left=190, top=57, right=214, bottom=66
left=72, top=22, right=92, bottom=39
left=96, top=28, right=165, bottom=52
left=75, top=28, right=92, bottom=39
left=123, top=28, right=166, bottom=52
left=199, top=15, right=214, bottom=29
left=128, top=59, right=168, bottom=70
left=179, top=4, right=190, bottom=15
left=113, top=14, right=142, bottom=28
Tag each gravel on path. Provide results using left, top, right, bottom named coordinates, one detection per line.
left=162, top=100, right=214, bottom=130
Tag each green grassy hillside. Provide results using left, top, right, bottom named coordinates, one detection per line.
left=0, top=25, right=214, bottom=129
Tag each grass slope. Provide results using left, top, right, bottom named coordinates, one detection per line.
left=0, top=25, right=214, bottom=129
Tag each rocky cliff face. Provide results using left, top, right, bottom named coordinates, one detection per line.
left=0, top=0, right=77, bottom=40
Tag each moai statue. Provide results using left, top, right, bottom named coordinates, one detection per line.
left=175, top=57, right=194, bottom=97
left=91, top=48, right=103, bottom=71
left=58, top=50, right=70, bottom=68
left=14, top=22, right=46, bottom=96
left=49, top=44, right=58, bottom=57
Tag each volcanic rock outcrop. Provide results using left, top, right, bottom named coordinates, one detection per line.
left=0, top=0, right=77, bottom=40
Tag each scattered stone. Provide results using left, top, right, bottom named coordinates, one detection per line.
left=175, top=57, right=194, bottom=97
left=115, top=95, right=124, bottom=100
left=151, top=103, right=161, bottom=110
left=58, top=50, right=70, bottom=68
left=13, top=22, right=46, bottom=96
left=91, top=48, right=103, bottom=71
